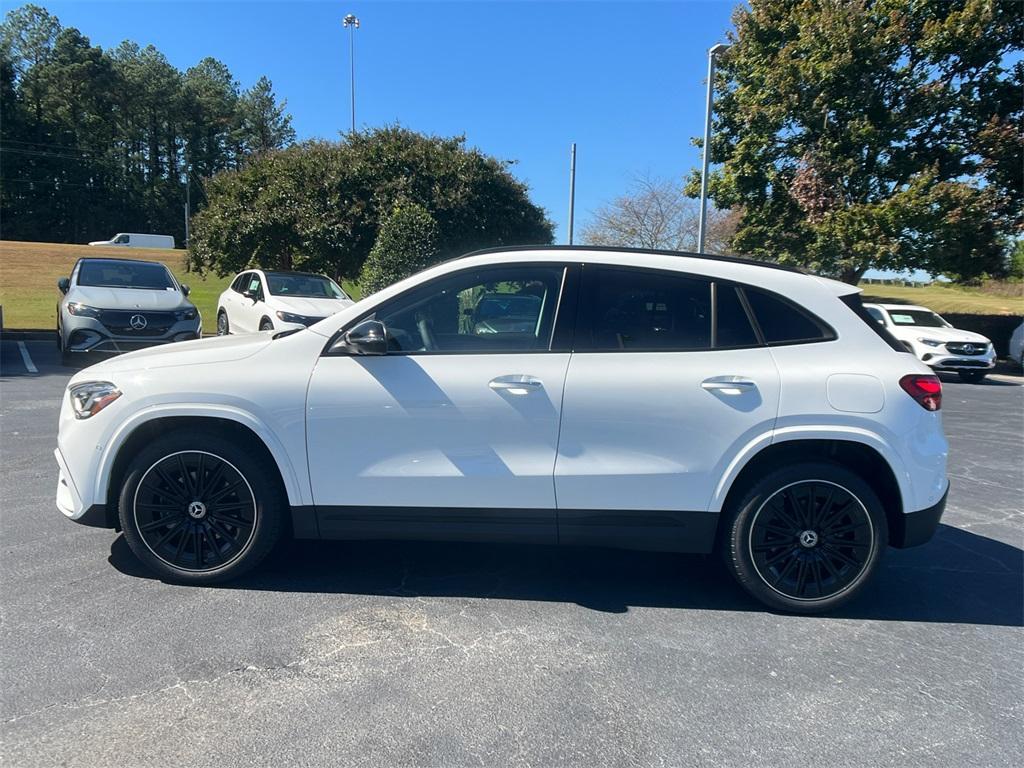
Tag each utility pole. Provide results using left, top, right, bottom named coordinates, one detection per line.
left=567, top=143, right=577, bottom=245
left=343, top=14, right=360, bottom=134
left=184, top=148, right=191, bottom=247
left=697, top=42, right=730, bottom=254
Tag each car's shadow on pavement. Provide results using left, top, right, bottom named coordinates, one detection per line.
left=108, top=523, right=1023, bottom=627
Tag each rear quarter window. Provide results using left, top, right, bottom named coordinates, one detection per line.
left=744, top=288, right=834, bottom=345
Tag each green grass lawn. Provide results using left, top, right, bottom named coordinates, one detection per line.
left=859, top=282, right=1022, bottom=316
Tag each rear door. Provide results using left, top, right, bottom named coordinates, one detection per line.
left=554, top=265, right=781, bottom=552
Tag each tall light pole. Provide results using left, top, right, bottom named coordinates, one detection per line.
left=343, top=14, right=360, bottom=134
left=697, top=42, right=730, bottom=254
left=567, top=143, right=577, bottom=245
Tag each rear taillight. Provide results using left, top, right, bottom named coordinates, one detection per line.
left=899, top=374, right=942, bottom=411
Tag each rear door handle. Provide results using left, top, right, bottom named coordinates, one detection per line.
left=489, top=375, right=543, bottom=394
left=701, top=377, right=757, bottom=394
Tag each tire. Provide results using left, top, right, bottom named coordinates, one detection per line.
left=957, top=370, right=986, bottom=384
left=721, top=462, right=887, bottom=613
left=118, top=428, right=286, bottom=584
left=259, top=318, right=274, bottom=332
left=216, top=310, right=229, bottom=336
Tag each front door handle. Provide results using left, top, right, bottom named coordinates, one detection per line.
left=489, top=375, right=543, bottom=394
left=701, top=376, right=757, bottom=394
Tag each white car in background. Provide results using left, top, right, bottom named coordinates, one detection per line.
left=216, top=269, right=353, bottom=335
left=863, top=303, right=995, bottom=383
left=1010, top=320, right=1023, bottom=369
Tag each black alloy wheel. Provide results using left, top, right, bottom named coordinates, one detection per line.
left=119, top=428, right=285, bottom=583
left=748, top=480, right=874, bottom=601
left=133, top=451, right=257, bottom=572
left=722, top=462, right=886, bottom=613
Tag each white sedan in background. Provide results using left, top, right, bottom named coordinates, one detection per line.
left=216, top=270, right=353, bottom=335
left=863, top=303, right=996, bottom=383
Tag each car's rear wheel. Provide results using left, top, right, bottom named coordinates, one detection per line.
left=119, top=429, right=285, bottom=584
left=957, top=370, right=986, bottom=384
left=216, top=310, right=229, bottom=336
left=722, top=463, right=887, bottom=613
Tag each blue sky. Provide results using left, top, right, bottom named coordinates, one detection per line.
left=31, top=0, right=738, bottom=242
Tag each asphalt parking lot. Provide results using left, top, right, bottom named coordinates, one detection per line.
left=2, top=337, right=1022, bottom=768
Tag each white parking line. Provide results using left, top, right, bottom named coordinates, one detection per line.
left=17, top=341, right=38, bottom=373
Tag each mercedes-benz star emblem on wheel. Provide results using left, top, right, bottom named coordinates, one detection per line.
left=129, top=314, right=148, bottom=330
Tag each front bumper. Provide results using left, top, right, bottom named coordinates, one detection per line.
left=890, top=483, right=948, bottom=548
left=55, top=448, right=110, bottom=527
left=63, top=315, right=201, bottom=355
left=919, top=346, right=996, bottom=371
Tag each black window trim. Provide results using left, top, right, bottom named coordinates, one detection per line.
left=323, top=261, right=577, bottom=357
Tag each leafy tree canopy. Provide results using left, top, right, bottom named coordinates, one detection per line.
left=188, top=126, right=554, bottom=282
left=687, top=0, right=1023, bottom=282
left=360, top=202, right=440, bottom=295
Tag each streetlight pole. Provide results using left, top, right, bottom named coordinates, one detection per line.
left=343, top=14, right=360, bottom=134
left=697, top=42, right=730, bottom=254
left=567, top=143, right=577, bottom=245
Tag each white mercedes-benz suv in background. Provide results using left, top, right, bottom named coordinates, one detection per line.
left=216, top=269, right=353, bottom=335
left=55, top=247, right=949, bottom=613
left=56, top=257, right=201, bottom=365
left=863, top=303, right=996, bottom=383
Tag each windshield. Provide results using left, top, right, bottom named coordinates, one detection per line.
left=77, top=260, right=176, bottom=290
left=266, top=273, right=347, bottom=299
left=886, top=309, right=949, bottom=328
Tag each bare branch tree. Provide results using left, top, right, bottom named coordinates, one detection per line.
left=582, top=174, right=739, bottom=255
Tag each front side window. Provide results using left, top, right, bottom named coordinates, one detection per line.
left=114, top=234, right=129, bottom=244
left=372, top=265, right=564, bottom=353
left=266, top=273, right=347, bottom=300
left=579, top=267, right=711, bottom=351
left=246, top=275, right=264, bottom=299
left=866, top=306, right=887, bottom=325
left=77, top=260, right=175, bottom=290
left=744, top=288, right=833, bottom=345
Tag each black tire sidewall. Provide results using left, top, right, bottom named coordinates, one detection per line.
left=723, top=462, right=888, bottom=613
left=118, top=428, right=285, bottom=584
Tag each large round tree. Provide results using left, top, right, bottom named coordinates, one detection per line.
left=188, top=126, right=554, bottom=281
left=690, top=0, right=1022, bottom=282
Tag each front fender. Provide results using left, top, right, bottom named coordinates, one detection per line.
left=96, top=403, right=310, bottom=507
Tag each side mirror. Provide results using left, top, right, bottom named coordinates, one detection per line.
left=57, top=277, right=70, bottom=294
left=180, top=283, right=191, bottom=297
left=337, top=319, right=388, bottom=355
left=243, top=289, right=258, bottom=302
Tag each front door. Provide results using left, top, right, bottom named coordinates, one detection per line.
left=306, top=263, right=571, bottom=543
left=554, top=266, right=781, bottom=551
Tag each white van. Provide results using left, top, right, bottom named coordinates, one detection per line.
left=88, top=233, right=176, bottom=249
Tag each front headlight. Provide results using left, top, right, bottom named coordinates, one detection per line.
left=175, top=307, right=198, bottom=321
left=66, top=302, right=101, bottom=318
left=69, top=381, right=122, bottom=419
left=276, top=311, right=307, bottom=324
left=916, top=337, right=943, bottom=347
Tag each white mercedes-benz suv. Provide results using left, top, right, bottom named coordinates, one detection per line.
left=54, top=247, right=949, bottom=613
left=216, top=269, right=353, bottom=335
left=863, top=303, right=996, bottom=383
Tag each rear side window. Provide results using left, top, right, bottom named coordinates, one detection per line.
left=744, top=288, right=834, bottom=345
left=230, top=273, right=248, bottom=293
left=580, top=267, right=711, bottom=351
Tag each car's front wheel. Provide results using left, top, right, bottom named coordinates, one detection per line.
left=722, top=463, right=887, bottom=613
left=118, top=429, right=286, bottom=584
left=957, top=370, right=986, bottom=384
left=259, top=318, right=274, bottom=332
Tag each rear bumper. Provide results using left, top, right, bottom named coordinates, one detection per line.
left=891, top=483, right=948, bottom=548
